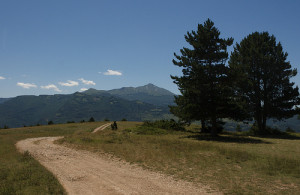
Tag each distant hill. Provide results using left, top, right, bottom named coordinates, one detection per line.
left=0, top=98, right=11, bottom=104
left=0, top=84, right=173, bottom=128
left=224, top=115, right=300, bottom=132
left=107, top=83, right=175, bottom=106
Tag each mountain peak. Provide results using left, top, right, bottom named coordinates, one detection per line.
left=145, top=83, right=155, bottom=87
left=107, top=84, right=174, bottom=106
left=82, top=88, right=108, bottom=96
left=136, top=84, right=174, bottom=96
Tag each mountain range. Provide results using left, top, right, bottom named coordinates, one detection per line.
left=0, top=83, right=299, bottom=131
left=0, top=84, right=175, bottom=128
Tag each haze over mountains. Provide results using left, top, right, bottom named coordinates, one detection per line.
left=0, top=84, right=174, bottom=128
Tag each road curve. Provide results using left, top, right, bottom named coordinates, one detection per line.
left=16, top=136, right=220, bottom=194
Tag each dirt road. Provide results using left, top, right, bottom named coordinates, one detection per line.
left=16, top=136, right=219, bottom=194
left=92, top=123, right=111, bottom=133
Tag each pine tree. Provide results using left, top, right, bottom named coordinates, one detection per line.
left=170, top=19, right=235, bottom=136
left=229, top=32, right=300, bottom=134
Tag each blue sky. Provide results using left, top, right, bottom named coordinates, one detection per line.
left=0, top=0, right=300, bottom=97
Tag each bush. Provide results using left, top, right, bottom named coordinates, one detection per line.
left=201, top=120, right=224, bottom=134
left=89, top=117, right=95, bottom=122
left=285, top=127, right=295, bottom=133
left=130, top=126, right=169, bottom=135
left=142, top=119, right=185, bottom=131
left=48, top=121, right=54, bottom=125
left=236, top=124, right=242, bottom=132
left=121, top=118, right=127, bottom=121
left=104, top=118, right=110, bottom=122
left=249, top=124, right=286, bottom=136
left=67, top=121, right=75, bottom=124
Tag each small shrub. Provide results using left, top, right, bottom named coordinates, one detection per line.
left=249, top=123, right=262, bottom=135
left=285, top=127, right=295, bottom=133
left=142, top=119, right=185, bottom=131
left=67, top=121, right=75, bottom=124
left=121, top=118, right=127, bottom=121
left=80, top=120, right=85, bottom=123
left=132, top=126, right=169, bottom=135
left=249, top=124, right=286, bottom=136
left=236, top=124, right=242, bottom=132
left=89, top=117, right=95, bottom=122
left=48, top=121, right=54, bottom=125
left=104, top=118, right=110, bottom=122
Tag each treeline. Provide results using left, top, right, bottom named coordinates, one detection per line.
left=170, top=19, right=300, bottom=136
left=0, top=117, right=126, bottom=129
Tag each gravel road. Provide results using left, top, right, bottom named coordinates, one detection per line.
left=16, top=127, right=220, bottom=194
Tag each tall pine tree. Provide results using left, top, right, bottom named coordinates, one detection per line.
left=229, top=32, right=300, bottom=134
left=170, top=19, right=235, bottom=136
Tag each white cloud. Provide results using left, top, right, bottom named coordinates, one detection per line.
left=59, top=80, right=79, bottom=87
left=79, top=78, right=96, bottom=85
left=41, top=84, right=62, bottom=92
left=17, top=82, right=37, bottom=89
left=79, top=88, right=88, bottom=92
left=103, top=69, right=122, bottom=76
left=0, top=76, right=5, bottom=80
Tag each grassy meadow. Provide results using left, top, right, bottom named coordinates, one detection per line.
left=0, top=122, right=105, bottom=195
left=1, top=121, right=300, bottom=194
left=59, top=121, right=300, bottom=194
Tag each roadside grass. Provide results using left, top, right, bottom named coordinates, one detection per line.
left=60, top=121, right=300, bottom=194
left=0, top=122, right=105, bottom=195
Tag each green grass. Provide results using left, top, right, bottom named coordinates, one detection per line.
left=0, top=122, right=106, bottom=195
left=60, top=122, right=300, bottom=194
left=1, top=121, right=300, bottom=194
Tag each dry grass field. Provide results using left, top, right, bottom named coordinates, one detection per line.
left=1, top=121, right=300, bottom=194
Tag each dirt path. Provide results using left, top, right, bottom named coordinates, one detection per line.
left=16, top=131, right=220, bottom=194
left=92, top=123, right=111, bottom=133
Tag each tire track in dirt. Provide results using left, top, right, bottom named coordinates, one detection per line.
left=92, top=123, right=112, bottom=133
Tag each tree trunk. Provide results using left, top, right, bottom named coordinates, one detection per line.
left=211, top=115, right=218, bottom=136
left=201, top=119, right=206, bottom=132
left=262, top=114, right=267, bottom=134
left=254, top=110, right=262, bottom=134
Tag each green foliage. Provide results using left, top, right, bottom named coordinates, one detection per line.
left=236, top=124, right=242, bottom=132
left=142, top=119, right=185, bottom=131
left=104, top=118, right=110, bottom=122
left=126, top=126, right=169, bottom=135
left=229, top=31, right=300, bottom=134
left=121, top=118, right=127, bottom=121
left=89, top=117, right=95, bottom=122
left=67, top=121, right=75, bottom=123
left=286, top=127, right=295, bottom=133
left=48, top=121, right=54, bottom=125
left=170, top=18, right=237, bottom=136
left=249, top=124, right=286, bottom=136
